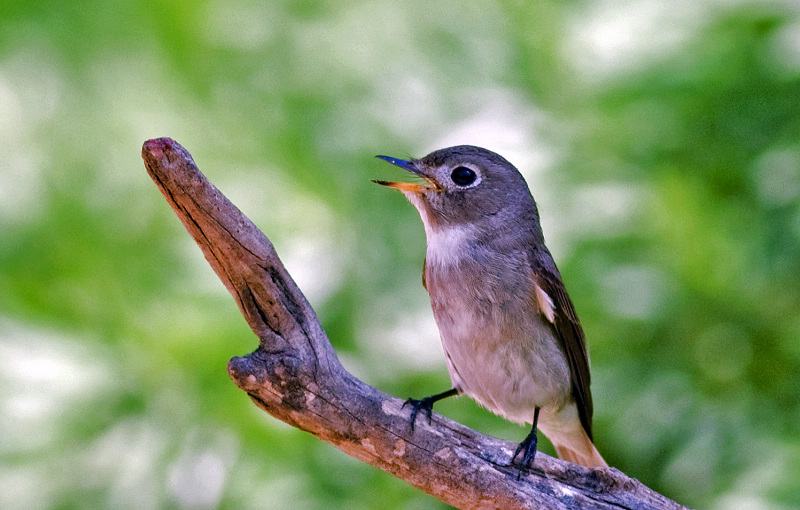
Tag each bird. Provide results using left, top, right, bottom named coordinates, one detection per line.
left=373, top=145, right=607, bottom=469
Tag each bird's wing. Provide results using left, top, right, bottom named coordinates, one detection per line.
left=531, top=258, right=594, bottom=440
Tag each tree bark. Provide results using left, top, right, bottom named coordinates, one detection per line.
left=141, top=137, right=689, bottom=510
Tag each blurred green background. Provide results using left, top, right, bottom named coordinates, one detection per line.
left=2, top=0, right=800, bottom=508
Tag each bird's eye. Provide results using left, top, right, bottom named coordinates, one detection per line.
left=450, top=166, right=477, bottom=187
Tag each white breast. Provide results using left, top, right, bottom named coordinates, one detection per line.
left=422, top=225, right=572, bottom=426
left=425, top=224, right=477, bottom=267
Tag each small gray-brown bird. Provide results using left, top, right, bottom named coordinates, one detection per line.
left=374, top=145, right=606, bottom=469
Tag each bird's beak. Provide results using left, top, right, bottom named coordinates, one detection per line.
left=372, top=155, right=439, bottom=192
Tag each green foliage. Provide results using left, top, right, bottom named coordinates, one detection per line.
left=1, top=1, right=799, bottom=508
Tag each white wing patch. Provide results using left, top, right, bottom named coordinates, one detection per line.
left=534, top=282, right=556, bottom=323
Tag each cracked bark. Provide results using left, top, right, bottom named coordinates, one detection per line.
left=141, top=137, right=689, bottom=510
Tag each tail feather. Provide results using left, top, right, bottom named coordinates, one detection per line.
left=552, top=430, right=607, bottom=468
left=539, top=403, right=608, bottom=468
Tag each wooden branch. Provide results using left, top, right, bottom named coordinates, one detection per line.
left=141, top=137, right=688, bottom=510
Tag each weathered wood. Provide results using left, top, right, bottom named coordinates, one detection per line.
left=141, top=137, right=689, bottom=510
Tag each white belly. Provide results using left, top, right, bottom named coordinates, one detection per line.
left=425, top=256, right=572, bottom=425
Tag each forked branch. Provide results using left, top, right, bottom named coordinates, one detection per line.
left=141, top=137, right=687, bottom=510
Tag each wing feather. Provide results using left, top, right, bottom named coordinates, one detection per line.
left=532, top=257, right=594, bottom=440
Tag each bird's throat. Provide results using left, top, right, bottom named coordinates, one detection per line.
left=402, top=191, right=478, bottom=268
left=424, top=223, right=478, bottom=268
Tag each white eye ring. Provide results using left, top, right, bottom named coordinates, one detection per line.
left=450, top=166, right=480, bottom=188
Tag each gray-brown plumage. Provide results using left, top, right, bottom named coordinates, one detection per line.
left=375, top=146, right=606, bottom=469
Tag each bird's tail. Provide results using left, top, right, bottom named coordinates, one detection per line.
left=551, top=428, right=607, bottom=468
left=539, top=405, right=608, bottom=468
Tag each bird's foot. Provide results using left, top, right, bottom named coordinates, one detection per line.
left=510, top=428, right=538, bottom=469
left=402, top=397, right=436, bottom=432
left=401, top=388, right=460, bottom=432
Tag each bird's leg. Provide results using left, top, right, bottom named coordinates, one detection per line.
left=402, top=388, right=461, bottom=431
left=511, top=407, right=541, bottom=469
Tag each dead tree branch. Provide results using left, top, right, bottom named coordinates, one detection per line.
left=141, top=137, right=688, bottom=510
